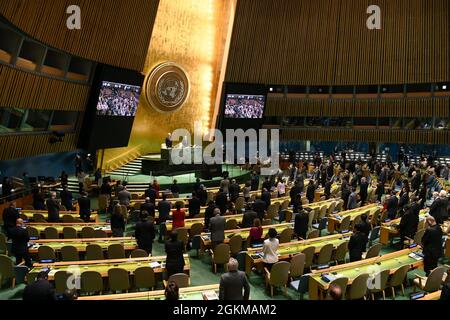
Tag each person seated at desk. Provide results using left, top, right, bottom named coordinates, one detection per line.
left=165, top=281, right=179, bottom=300
left=262, top=228, right=279, bottom=270
left=348, top=224, right=367, bottom=262
left=326, top=284, right=343, bottom=300
left=219, top=258, right=250, bottom=300
left=111, top=203, right=126, bottom=237
left=171, top=203, right=186, bottom=231
left=23, top=271, right=57, bottom=301
left=135, top=211, right=156, bottom=255
left=165, top=231, right=185, bottom=277
left=249, top=218, right=263, bottom=246
left=10, top=218, right=32, bottom=268
left=140, top=197, right=155, bottom=218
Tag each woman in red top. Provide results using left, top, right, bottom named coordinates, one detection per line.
left=171, top=203, right=186, bottom=230
left=249, top=218, right=263, bottom=246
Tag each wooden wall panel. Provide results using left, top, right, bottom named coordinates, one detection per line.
left=0, top=64, right=90, bottom=111
left=0, top=133, right=78, bottom=160
left=265, top=96, right=450, bottom=118
left=226, top=0, right=449, bottom=85
left=0, top=0, right=160, bottom=71
left=280, top=129, right=450, bottom=145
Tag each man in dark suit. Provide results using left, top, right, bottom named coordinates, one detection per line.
left=144, top=185, right=157, bottom=204
left=241, top=204, right=257, bottom=228
left=359, top=177, right=369, bottom=204
left=60, top=187, right=73, bottom=211
left=261, top=188, right=271, bottom=209
left=9, top=218, right=32, bottom=267
left=294, top=207, right=309, bottom=240
left=422, top=216, right=443, bottom=276
left=165, top=231, right=185, bottom=277
left=23, top=271, right=57, bottom=301
left=306, top=180, right=316, bottom=204
left=398, top=202, right=419, bottom=242
left=197, top=185, right=208, bottom=207
left=347, top=188, right=358, bottom=210
left=209, top=209, right=226, bottom=248
left=140, top=197, right=155, bottom=218
left=262, top=177, right=271, bottom=192
left=2, top=202, right=19, bottom=238
left=341, top=184, right=351, bottom=210
left=386, top=192, right=399, bottom=220
left=356, top=213, right=371, bottom=240
left=348, top=224, right=367, bottom=262
left=252, top=196, right=267, bottom=221
left=46, top=192, right=60, bottom=222
left=215, top=188, right=228, bottom=215
left=157, top=194, right=172, bottom=242
left=290, top=181, right=302, bottom=205
left=219, top=258, right=250, bottom=300
left=78, top=192, right=91, bottom=222
left=411, top=171, right=421, bottom=191
left=134, top=212, right=156, bottom=255
left=250, top=171, right=259, bottom=191
left=228, top=179, right=241, bottom=203
left=188, top=193, right=201, bottom=218
left=429, top=191, right=448, bottom=225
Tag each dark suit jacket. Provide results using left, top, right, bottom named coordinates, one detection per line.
left=209, top=215, right=226, bottom=242
left=348, top=231, right=367, bottom=261
left=253, top=200, right=267, bottom=220
left=10, top=226, right=29, bottom=255
left=60, top=190, right=73, bottom=210
left=157, top=200, right=172, bottom=222
left=2, top=207, right=19, bottom=229
left=411, top=174, right=421, bottom=191
left=165, top=239, right=185, bottom=270
left=241, top=210, right=257, bottom=228
left=198, top=189, right=208, bottom=206
left=229, top=183, right=240, bottom=200
left=357, top=221, right=371, bottom=239
left=261, top=191, right=271, bottom=208
left=359, top=182, right=369, bottom=199
left=430, top=197, right=448, bottom=224
left=140, top=202, right=155, bottom=217
left=387, top=196, right=399, bottom=219
left=306, top=185, right=316, bottom=202
left=46, top=199, right=60, bottom=222
left=294, top=211, right=309, bottom=239
left=110, top=212, right=125, bottom=230
left=422, top=225, right=443, bottom=259
left=215, top=192, right=228, bottom=211
left=204, top=204, right=217, bottom=229
left=78, top=196, right=91, bottom=215
left=144, top=188, right=157, bottom=203
left=219, top=270, right=250, bottom=300
left=134, top=220, right=155, bottom=250
left=188, top=197, right=201, bottom=218
left=23, top=280, right=57, bottom=301
left=398, top=208, right=419, bottom=238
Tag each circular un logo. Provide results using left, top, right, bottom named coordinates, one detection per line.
left=145, top=62, right=190, bottom=113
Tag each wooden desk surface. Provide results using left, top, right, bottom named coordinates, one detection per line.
left=308, top=247, right=424, bottom=300
left=29, top=254, right=190, bottom=281
left=418, top=290, right=441, bottom=300
left=28, top=237, right=137, bottom=253
left=26, top=222, right=112, bottom=236
left=78, top=284, right=219, bottom=300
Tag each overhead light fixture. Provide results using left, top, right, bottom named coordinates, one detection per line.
left=442, top=85, right=447, bottom=90
left=269, top=88, right=273, bottom=92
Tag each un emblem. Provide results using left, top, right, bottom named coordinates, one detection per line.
left=145, top=62, right=190, bottom=113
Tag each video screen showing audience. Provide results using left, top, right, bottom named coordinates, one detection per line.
left=224, top=94, right=265, bottom=119
left=96, top=81, right=141, bottom=117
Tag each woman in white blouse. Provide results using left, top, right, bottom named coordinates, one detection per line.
left=262, top=228, right=279, bottom=270
left=277, top=178, right=286, bottom=197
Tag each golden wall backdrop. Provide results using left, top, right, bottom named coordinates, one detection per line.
left=101, top=0, right=235, bottom=171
